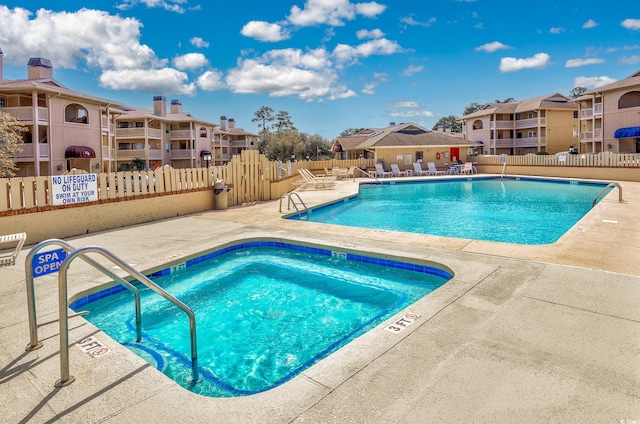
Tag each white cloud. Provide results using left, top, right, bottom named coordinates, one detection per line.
left=401, top=65, right=424, bottom=76
left=549, top=27, right=565, bottom=34
left=99, top=68, right=196, bottom=95
left=288, top=0, right=386, bottom=27
left=574, top=75, right=617, bottom=89
left=565, top=57, right=604, bottom=68
left=115, top=0, right=189, bottom=13
left=226, top=47, right=354, bottom=101
left=0, top=6, right=162, bottom=70
left=401, top=16, right=436, bottom=27
left=619, top=55, right=640, bottom=65
left=332, top=38, right=403, bottom=65
left=356, top=28, right=384, bottom=39
left=582, top=19, right=598, bottom=29
left=621, top=18, right=640, bottom=30
left=362, top=72, right=389, bottom=95
left=475, top=41, right=511, bottom=53
left=362, top=82, right=377, bottom=95
left=190, top=37, right=209, bottom=48
left=387, top=101, right=434, bottom=118
left=241, top=21, right=290, bottom=42
left=173, top=53, right=208, bottom=70
left=196, top=70, right=225, bottom=91
left=499, top=53, right=550, bottom=72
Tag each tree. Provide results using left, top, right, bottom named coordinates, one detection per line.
left=569, top=86, right=587, bottom=99
left=274, top=110, right=296, bottom=132
left=463, top=102, right=485, bottom=116
left=251, top=106, right=275, bottom=134
left=260, top=129, right=331, bottom=162
left=432, top=115, right=462, bottom=133
left=339, top=128, right=364, bottom=137
left=0, top=111, right=25, bottom=177
left=494, top=97, right=515, bottom=103
left=131, top=157, right=145, bottom=171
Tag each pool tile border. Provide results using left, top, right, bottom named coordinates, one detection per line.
left=70, top=240, right=452, bottom=309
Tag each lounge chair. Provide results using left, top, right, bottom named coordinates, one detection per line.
left=413, top=162, right=430, bottom=176
left=426, top=162, right=446, bottom=175
left=458, top=162, right=474, bottom=174
left=297, top=169, right=337, bottom=190
left=390, top=164, right=410, bottom=177
left=444, top=163, right=458, bottom=174
left=375, top=163, right=392, bottom=178
left=0, top=232, right=26, bottom=267
left=345, top=166, right=356, bottom=180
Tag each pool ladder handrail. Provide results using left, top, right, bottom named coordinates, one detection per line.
left=280, top=192, right=308, bottom=219
left=25, top=239, right=143, bottom=352
left=355, top=167, right=386, bottom=186
left=592, top=182, right=623, bottom=207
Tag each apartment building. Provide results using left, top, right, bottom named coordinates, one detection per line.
left=461, top=93, right=579, bottom=155
left=213, top=116, right=258, bottom=166
left=574, top=70, right=640, bottom=153
left=0, top=50, right=223, bottom=176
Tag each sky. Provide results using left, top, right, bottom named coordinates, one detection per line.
left=0, top=0, right=639, bottom=139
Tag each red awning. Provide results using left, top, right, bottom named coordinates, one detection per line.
left=65, top=146, right=96, bottom=159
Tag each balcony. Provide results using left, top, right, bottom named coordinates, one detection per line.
left=514, top=118, right=541, bottom=129
left=115, top=128, right=163, bottom=139
left=1, top=106, right=49, bottom=123
left=14, top=143, right=50, bottom=159
left=169, top=130, right=194, bottom=140
left=116, top=148, right=164, bottom=160
left=490, top=120, right=514, bottom=130
left=594, top=103, right=603, bottom=115
left=170, top=149, right=195, bottom=160
left=102, top=146, right=116, bottom=159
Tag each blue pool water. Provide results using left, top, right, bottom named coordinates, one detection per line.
left=291, top=177, right=611, bottom=244
left=71, top=241, right=450, bottom=397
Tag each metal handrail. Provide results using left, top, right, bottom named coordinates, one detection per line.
left=24, top=239, right=142, bottom=352
left=592, top=182, right=623, bottom=207
left=279, top=192, right=308, bottom=219
left=55, top=246, right=199, bottom=387
left=355, top=167, right=385, bottom=186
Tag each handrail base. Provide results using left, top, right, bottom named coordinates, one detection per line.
left=25, top=341, right=43, bottom=351
left=55, top=376, right=75, bottom=387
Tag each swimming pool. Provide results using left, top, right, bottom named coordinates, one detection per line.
left=289, top=177, right=612, bottom=244
left=70, top=240, right=451, bottom=397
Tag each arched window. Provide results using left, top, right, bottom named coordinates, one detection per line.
left=65, top=103, right=89, bottom=124
left=618, top=91, right=640, bottom=109
left=199, top=127, right=208, bottom=138
left=472, top=120, right=483, bottom=130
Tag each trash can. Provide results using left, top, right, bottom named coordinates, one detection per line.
left=213, top=179, right=229, bottom=210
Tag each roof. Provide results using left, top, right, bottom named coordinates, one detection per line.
left=582, top=70, right=640, bottom=94
left=333, top=122, right=477, bottom=151
left=462, top=93, right=577, bottom=119
left=117, top=105, right=217, bottom=126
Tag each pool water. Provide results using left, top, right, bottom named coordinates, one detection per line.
left=71, top=242, right=450, bottom=397
left=292, top=177, right=611, bottom=244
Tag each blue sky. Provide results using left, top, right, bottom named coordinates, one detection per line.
left=0, top=0, right=639, bottom=138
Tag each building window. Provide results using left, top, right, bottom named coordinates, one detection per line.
left=64, top=103, right=89, bottom=124
left=0, top=97, right=6, bottom=108
left=472, top=120, right=483, bottom=130
left=618, top=91, right=640, bottom=109
left=135, top=121, right=144, bottom=128
left=199, top=127, right=208, bottom=138
left=574, top=111, right=578, bottom=119
left=528, top=112, right=533, bottom=119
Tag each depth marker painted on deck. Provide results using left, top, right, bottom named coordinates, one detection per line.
left=76, top=336, right=111, bottom=358
left=384, top=312, right=421, bottom=334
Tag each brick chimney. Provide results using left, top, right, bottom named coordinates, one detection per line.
left=153, top=96, right=166, bottom=116
left=27, top=57, right=53, bottom=80
left=170, top=99, right=182, bottom=114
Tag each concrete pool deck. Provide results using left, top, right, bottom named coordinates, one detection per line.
left=1, top=174, right=639, bottom=423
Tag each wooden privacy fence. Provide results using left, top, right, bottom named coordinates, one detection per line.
left=475, top=152, right=640, bottom=168
left=0, top=150, right=374, bottom=214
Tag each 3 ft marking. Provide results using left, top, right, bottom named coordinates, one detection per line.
left=76, top=336, right=111, bottom=358
left=384, top=312, right=421, bottom=334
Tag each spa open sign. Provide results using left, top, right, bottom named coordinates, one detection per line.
left=32, top=248, right=68, bottom=277
left=51, top=174, right=98, bottom=206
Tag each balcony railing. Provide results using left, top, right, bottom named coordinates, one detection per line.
left=115, top=128, right=163, bottom=139
left=490, top=120, right=514, bottom=130
left=514, top=118, right=540, bottom=129
left=594, top=103, right=603, bottom=115
left=14, top=143, right=50, bottom=159
left=170, top=149, right=195, bottom=159
left=1, top=106, right=49, bottom=122
left=169, top=130, right=194, bottom=139
left=491, top=137, right=543, bottom=148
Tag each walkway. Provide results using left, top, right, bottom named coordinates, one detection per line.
left=1, top=175, right=638, bottom=423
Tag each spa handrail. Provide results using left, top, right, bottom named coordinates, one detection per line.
left=24, top=239, right=142, bottom=351
left=55, top=245, right=199, bottom=387
left=592, top=182, right=623, bottom=207
left=355, top=167, right=385, bottom=186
